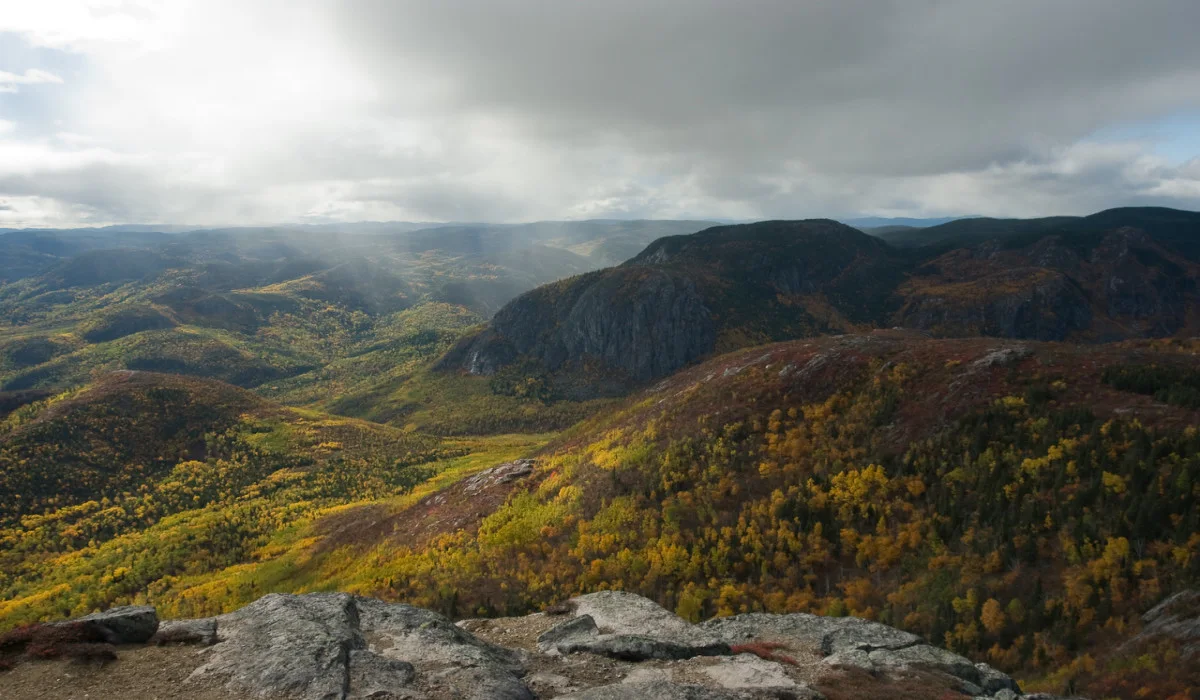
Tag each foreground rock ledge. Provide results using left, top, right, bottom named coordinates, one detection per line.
left=1, top=590, right=1085, bottom=700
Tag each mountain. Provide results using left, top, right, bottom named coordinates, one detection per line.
left=876, top=206, right=1200, bottom=253
left=445, top=210, right=1200, bottom=395
left=0, top=220, right=714, bottom=408
left=0, top=369, right=552, bottom=633
left=440, top=220, right=903, bottom=396
left=0, top=371, right=446, bottom=529
left=842, top=215, right=968, bottom=229
left=7, top=334, right=1189, bottom=696
left=2, top=211, right=1199, bottom=698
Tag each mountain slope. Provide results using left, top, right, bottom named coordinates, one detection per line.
left=444, top=211, right=1200, bottom=395
left=440, top=220, right=902, bottom=395
left=0, top=220, right=713, bottom=413
left=0, top=370, right=471, bottom=628
left=325, top=332, right=1199, bottom=696
left=878, top=206, right=1200, bottom=255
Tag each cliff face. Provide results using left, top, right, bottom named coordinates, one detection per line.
left=0, top=590, right=1096, bottom=700
left=440, top=220, right=897, bottom=392
left=446, top=267, right=715, bottom=383
left=896, top=228, right=1198, bottom=341
left=444, top=216, right=1200, bottom=394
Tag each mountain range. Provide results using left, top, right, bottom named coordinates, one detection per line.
left=1, top=207, right=1198, bottom=699
left=443, top=208, right=1200, bottom=397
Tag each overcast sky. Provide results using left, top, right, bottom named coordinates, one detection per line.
left=1, top=0, right=1199, bottom=227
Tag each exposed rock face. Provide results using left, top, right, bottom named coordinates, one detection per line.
left=152, top=617, right=217, bottom=646
left=441, top=217, right=1199, bottom=396
left=539, top=592, right=731, bottom=661
left=698, top=654, right=817, bottom=695
left=15, top=590, right=1079, bottom=699
left=445, top=266, right=716, bottom=385
left=462, top=458, right=536, bottom=495
left=896, top=269, right=1094, bottom=341
left=54, top=605, right=159, bottom=644
left=699, top=610, right=1019, bottom=696
left=189, top=592, right=532, bottom=700
left=896, top=228, right=1198, bottom=342
left=1128, top=589, right=1200, bottom=656
left=440, top=220, right=896, bottom=392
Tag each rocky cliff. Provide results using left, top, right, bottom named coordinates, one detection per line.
left=439, top=220, right=899, bottom=394
left=443, top=213, right=1200, bottom=395
left=0, top=590, right=1101, bottom=700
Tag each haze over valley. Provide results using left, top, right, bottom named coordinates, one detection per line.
left=1, top=3, right=1199, bottom=699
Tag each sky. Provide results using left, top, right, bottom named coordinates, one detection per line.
left=0, top=0, right=1199, bottom=228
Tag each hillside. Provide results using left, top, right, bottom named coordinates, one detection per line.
left=877, top=207, right=1200, bottom=256
left=0, top=221, right=711, bottom=412
left=441, top=220, right=904, bottom=396
left=0, top=370, right=551, bottom=631
left=444, top=210, right=1200, bottom=395
left=5, top=334, right=1189, bottom=696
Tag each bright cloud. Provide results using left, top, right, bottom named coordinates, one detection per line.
left=0, top=68, right=63, bottom=92
left=0, top=0, right=1198, bottom=227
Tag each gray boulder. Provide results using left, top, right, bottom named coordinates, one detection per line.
left=538, top=613, right=602, bottom=653
left=355, top=597, right=531, bottom=700
left=189, top=592, right=532, bottom=700
left=543, top=592, right=730, bottom=661
left=58, top=605, right=158, bottom=644
left=700, top=612, right=920, bottom=655
left=190, top=592, right=364, bottom=700
left=868, top=643, right=980, bottom=683
left=347, top=650, right=416, bottom=699
left=699, top=610, right=1022, bottom=697
left=152, top=617, right=217, bottom=646
left=976, top=661, right=1022, bottom=694
left=699, top=653, right=820, bottom=697
left=571, top=591, right=723, bottom=646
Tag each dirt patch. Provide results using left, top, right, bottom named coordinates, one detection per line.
left=0, top=644, right=240, bottom=700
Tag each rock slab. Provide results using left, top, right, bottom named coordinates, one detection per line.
left=56, top=605, right=159, bottom=644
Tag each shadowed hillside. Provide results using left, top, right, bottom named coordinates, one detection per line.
left=444, top=210, right=1200, bottom=397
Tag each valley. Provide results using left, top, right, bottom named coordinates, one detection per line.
left=0, top=211, right=1198, bottom=698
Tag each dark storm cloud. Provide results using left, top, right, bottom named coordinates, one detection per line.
left=333, top=0, right=1200, bottom=178
left=2, top=0, right=1199, bottom=225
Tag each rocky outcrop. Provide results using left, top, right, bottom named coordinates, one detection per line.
left=443, top=266, right=716, bottom=385
left=54, top=605, right=159, bottom=644
left=152, top=617, right=217, bottom=646
left=1126, top=589, right=1200, bottom=657
left=189, top=592, right=532, bottom=700
left=6, top=591, right=1081, bottom=699
left=896, top=269, right=1094, bottom=341
left=439, top=220, right=898, bottom=393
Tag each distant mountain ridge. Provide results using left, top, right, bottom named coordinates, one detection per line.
left=443, top=207, right=1200, bottom=395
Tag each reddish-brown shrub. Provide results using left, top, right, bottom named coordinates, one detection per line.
left=729, top=641, right=801, bottom=667
left=22, top=622, right=105, bottom=659
left=0, top=624, right=39, bottom=653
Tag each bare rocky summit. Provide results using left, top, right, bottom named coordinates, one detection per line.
left=0, top=590, right=1100, bottom=700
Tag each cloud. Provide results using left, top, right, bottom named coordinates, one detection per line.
left=0, top=68, right=63, bottom=92
left=0, top=0, right=1198, bottom=226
